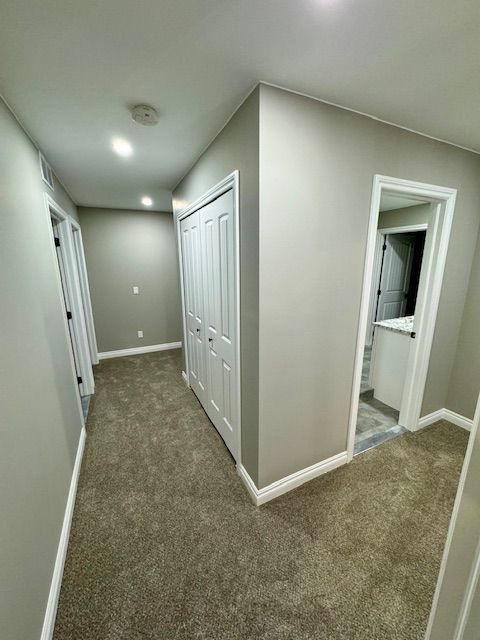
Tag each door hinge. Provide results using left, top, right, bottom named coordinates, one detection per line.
left=77, top=376, right=83, bottom=384
left=410, top=331, right=416, bottom=339
left=66, top=311, right=72, bottom=320
left=377, top=289, right=381, bottom=296
left=54, top=237, right=60, bottom=247
left=382, top=243, right=387, bottom=251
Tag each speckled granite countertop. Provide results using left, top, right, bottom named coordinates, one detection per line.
left=373, top=315, right=414, bottom=335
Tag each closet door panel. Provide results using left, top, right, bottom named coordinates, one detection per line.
left=180, top=212, right=206, bottom=403
left=199, top=190, right=237, bottom=460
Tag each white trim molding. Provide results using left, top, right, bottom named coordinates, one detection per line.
left=181, top=370, right=189, bottom=385
left=238, top=451, right=348, bottom=506
left=41, top=427, right=86, bottom=640
left=425, top=394, right=480, bottom=639
left=98, top=342, right=182, bottom=360
left=453, top=538, right=480, bottom=640
left=70, top=219, right=99, bottom=366
left=418, top=408, right=473, bottom=431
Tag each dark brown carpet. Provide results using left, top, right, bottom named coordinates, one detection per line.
left=53, top=350, right=468, bottom=640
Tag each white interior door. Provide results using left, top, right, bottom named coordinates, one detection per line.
left=199, top=190, right=237, bottom=460
left=51, top=219, right=85, bottom=395
left=377, top=234, right=415, bottom=321
left=71, top=225, right=99, bottom=365
left=180, top=211, right=207, bottom=404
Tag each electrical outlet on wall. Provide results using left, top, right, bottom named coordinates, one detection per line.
left=133, top=286, right=140, bottom=295
left=137, top=330, right=144, bottom=339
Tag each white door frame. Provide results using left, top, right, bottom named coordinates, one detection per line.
left=44, top=194, right=95, bottom=396
left=70, top=219, right=99, bottom=365
left=366, top=223, right=428, bottom=346
left=175, top=171, right=241, bottom=465
left=347, top=175, right=456, bottom=461
left=425, top=393, right=480, bottom=640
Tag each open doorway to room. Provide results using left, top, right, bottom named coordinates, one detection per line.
left=46, top=196, right=95, bottom=418
left=347, top=175, right=457, bottom=458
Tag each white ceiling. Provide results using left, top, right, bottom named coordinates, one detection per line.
left=1, top=0, right=479, bottom=212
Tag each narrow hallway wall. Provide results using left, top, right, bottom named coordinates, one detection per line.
left=0, top=97, right=83, bottom=640
left=78, top=207, right=182, bottom=354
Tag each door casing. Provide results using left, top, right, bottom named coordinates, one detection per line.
left=347, top=175, right=457, bottom=461
left=176, top=171, right=241, bottom=466
left=70, top=218, right=99, bottom=366
left=45, top=194, right=95, bottom=399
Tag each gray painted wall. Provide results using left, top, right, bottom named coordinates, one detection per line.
left=174, top=83, right=480, bottom=490
left=447, top=226, right=480, bottom=419
left=0, top=98, right=83, bottom=639
left=258, top=84, right=480, bottom=487
left=173, top=88, right=260, bottom=484
left=78, top=207, right=182, bottom=353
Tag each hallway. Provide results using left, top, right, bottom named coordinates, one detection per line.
left=54, top=350, right=468, bottom=640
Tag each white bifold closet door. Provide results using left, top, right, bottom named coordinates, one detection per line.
left=180, top=189, right=238, bottom=461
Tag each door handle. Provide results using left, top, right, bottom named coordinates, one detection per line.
left=208, top=338, right=213, bottom=342
left=196, top=328, right=200, bottom=333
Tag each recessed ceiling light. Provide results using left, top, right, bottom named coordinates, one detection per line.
left=112, top=137, right=133, bottom=157
left=141, top=196, right=153, bottom=207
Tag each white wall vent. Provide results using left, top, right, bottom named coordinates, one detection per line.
left=39, top=152, right=55, bottom=190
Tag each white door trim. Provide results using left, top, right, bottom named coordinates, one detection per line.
left=175, top=171, right=241, bottom=466
left=70, top=219, right=99, bottom=365
left=45, top=194, right=95, bottom=397
left=366, top=223, right=428, bottom=346
left=425, top=394, right=480, bottom=640
left=347, top=175, right=456, bottom=461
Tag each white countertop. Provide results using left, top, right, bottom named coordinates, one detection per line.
left=373, top=315, right=414, bottom=335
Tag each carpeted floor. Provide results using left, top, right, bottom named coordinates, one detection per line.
left=53, top=349, right=468, bottom=640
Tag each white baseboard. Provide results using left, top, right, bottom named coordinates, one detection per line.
left=181, top=370, right=188, bottom=385
left=41, top=427, right=86, bottom=640
left=418, top=408, right=473, bottom=431
left=238, top=450, right=348, bottom=506
left=98, top=341, right=182, bottom=360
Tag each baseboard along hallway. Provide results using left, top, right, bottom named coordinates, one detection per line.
left=52, top=350, right=468, bottom=640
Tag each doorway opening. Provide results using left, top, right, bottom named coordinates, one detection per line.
left=347, top=175, right=457, bottom=459
left=46, top=195, right=95, bottom=418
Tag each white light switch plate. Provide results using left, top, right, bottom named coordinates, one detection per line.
left=137, top=330, right=143, bottom=338
left=133, top=286, right=139, bottom=294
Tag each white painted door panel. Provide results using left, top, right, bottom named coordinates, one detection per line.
left=180, top=212, right=207, bottom=404
left=377, top=234, right=415, bottom=322
left=199, top=190, right=237, bottom=460
left=180, top=189, right=238, bottom=462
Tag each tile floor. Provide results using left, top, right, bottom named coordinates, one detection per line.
left=80, top=395, right=91, bottom=420
left=355, top=344, right=407, bottom=455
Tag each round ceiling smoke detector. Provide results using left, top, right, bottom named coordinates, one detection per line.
left=131, top=104, right=159, bottom=126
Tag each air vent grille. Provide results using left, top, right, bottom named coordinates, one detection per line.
left=39, top=152, right=54, bottom=190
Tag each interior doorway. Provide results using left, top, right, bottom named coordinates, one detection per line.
left=46, top=195, right=95, bottom=407
left=347, top=175, right=457, bottom=460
